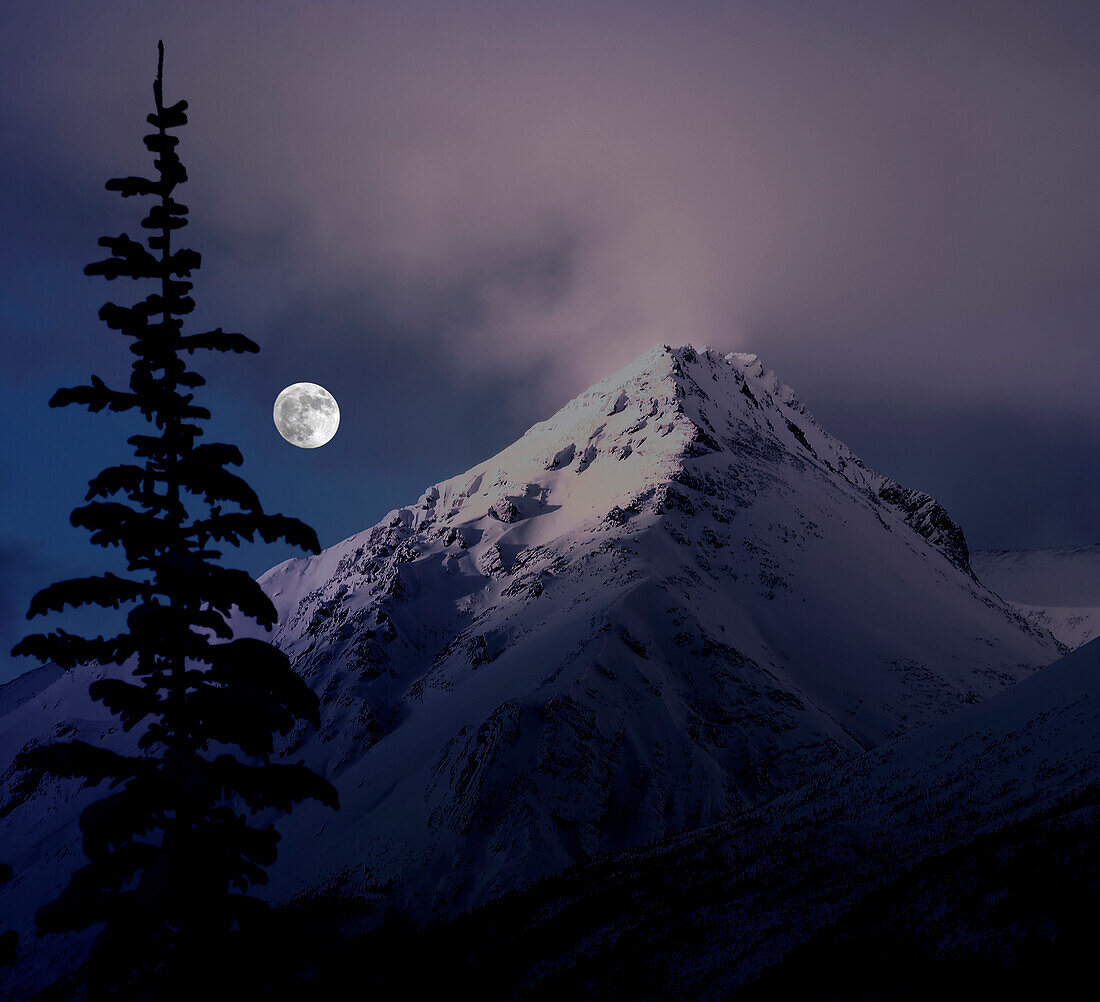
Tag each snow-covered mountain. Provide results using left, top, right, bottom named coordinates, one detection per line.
left=972, top=545, right=1100, bottom=649
left=0, top=345, right=1061, bottom=989
left=250, top=345, right=1058, bottom=914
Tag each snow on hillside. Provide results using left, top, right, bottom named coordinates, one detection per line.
left=973, top=545, right=1100, bottom=648
left=345, top=636, right=1100, bottom=999
left=0, top=345, right=1061, bottom=990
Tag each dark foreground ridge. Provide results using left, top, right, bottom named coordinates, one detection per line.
left=238, top=639, right=1100, bottom=999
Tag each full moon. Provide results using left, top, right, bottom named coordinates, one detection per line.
left=273, top=382, right=340, bottom=449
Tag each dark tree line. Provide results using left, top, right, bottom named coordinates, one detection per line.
left=0, top=863, right=15, bottom=967
left=11, top=42, right=337, bottom=997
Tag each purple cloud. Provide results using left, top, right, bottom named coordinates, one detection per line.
left=3, top=1, right=1098, bottom=414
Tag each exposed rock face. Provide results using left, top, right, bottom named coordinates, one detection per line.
left=0, top=345, right=1059, bottom=968
left=877, top=482, right=971, bottom=572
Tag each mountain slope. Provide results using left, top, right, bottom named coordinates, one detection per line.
left=296, top=636, right=1100, bottom=1001
left=972, top=545, right=1100, bottom=649
left=0, top=345, right=1060, bottom=984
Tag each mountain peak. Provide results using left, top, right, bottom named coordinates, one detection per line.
left=244, top=342, right=1055, bottom=911
left=411, top=341, right=970, bottom=575
left=2, top=344, right=1059, bottom=952
left=342, top=345, right=855, bottom=548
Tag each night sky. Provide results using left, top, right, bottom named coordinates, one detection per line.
left=2, top=1, right=1099, bottom=682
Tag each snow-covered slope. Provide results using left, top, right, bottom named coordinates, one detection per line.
left=0, top=346, right=1060, bottom=984
left=322, top=636, right=1100, bottom=1000
left=973, top=545, right=1100, bottom=649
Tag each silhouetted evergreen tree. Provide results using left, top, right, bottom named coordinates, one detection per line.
left=12, top=42, right=338, bottom=998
